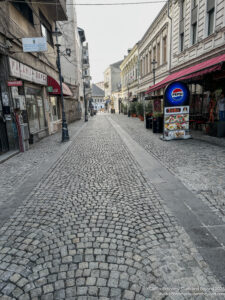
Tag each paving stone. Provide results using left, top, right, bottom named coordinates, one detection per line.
left=0, top=115, right=221, bottom=300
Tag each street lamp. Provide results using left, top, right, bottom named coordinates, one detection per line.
left=52, top=26, right=69, bottom=142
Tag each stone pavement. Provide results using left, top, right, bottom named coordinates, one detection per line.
left=0, top=115, right=225, bottom=299
left=112, top=114, right=225, bottom=222
left=0, top=120, right=85, bottom=208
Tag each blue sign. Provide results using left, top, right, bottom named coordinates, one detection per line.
left=165, top=82, right=189, bottom=107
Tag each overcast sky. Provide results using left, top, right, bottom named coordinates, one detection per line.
left=76, top=1, right=165, bottom=83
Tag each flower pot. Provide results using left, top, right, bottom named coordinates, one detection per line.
left=139, top=115, right=144, bottom=121
left=132, top=114, right=137, bottom=117
left=152, top=117, right=163, bottom=133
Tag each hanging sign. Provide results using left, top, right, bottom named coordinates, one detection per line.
left=7, top=81, right=23, bottom=87
left=22, top=37, right=47, bottom=52
left=163, top=82, right=191, bottom=140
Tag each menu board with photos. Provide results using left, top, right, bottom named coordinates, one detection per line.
left=163, top=82, right=191, bottom=140
left=164, top=106, right=190, bottom=139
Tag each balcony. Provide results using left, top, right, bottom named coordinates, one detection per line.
left=38, top=0, right=67, bottom=21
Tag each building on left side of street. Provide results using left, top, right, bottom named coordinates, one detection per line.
left=0, top=0, right=67, bottom=155
left=58, top=0, right=83, bottom=125
left=78, top=28, right=92, bottom=118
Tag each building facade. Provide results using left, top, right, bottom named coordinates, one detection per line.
left=138, top=3, right=171, bottom=103
left=0, top=0, right=67, bottom=155
left=91, top=83, right=105, bottom=111
left=58, top=0, right=83, bottom=125
left=104, top=60, right=122, bottom=112
left=120, top=44, right=139, bottom=108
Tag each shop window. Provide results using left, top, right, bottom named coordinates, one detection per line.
left=25, top=87, right=45, bottom=133
left=12, top=0, right=34, bottom=25
left=40, top=11, right=53, bottom=46
left=50, top=96, right=61, bottom=121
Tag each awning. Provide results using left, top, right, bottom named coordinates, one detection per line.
left=47, top=76, right=73, bottom=97
left=146, top=53, right=225, bottom=94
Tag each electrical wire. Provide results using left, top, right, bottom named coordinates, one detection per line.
left=4, top=0, right=167, bottom=5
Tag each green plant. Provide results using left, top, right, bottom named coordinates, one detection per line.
left=136, top=102, right=144, bottom=117
left=130, top=102, right=137, bottom=114
left=152, top=112, right=163, bottom=118
left=145, top=101, right=153, bottom=115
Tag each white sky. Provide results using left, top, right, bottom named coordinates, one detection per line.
left=76, top=1, right=165, bottom=83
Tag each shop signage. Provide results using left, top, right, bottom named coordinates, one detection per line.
left=9, top=58, right=20, bottom=78
left=20, top=63, right=33, bottom=82
left=8, top=58, right=47, bottom=86
left=7, top=81, right=23, bottom=87
left=163, top=82, right=191, bottom=140
left=22, top=37, right=47, bottom=53
left=32, top=70, right=47, bottom=86
left=47, top=86, right=53, bottom=92
left=165, top=82, right=189, bottom=107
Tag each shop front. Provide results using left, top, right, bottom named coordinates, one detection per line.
left=146, top=53, right=225, bottom=139
left=47, top=76, right=73, bottom=134
left=8, top=57, right=48, bottom=145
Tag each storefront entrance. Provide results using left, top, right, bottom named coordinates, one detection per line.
left=0, top=87, right=9, bottom=154
left=25, top=85, right=46, bottom=140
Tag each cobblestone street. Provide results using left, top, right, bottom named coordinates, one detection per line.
left=112, top=114, right=225, bottom=221
left=0, top=115, right=225, bottom=299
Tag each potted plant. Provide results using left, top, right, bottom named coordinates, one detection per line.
left=152, top=112, right=163, bottom=133
left=124, top=104, right=128, bottom=115
left=130, top=102, right=137, bottom=117
left=137, top=102, right=144, bottom=121
left=145, top=101, right=153, bottom=129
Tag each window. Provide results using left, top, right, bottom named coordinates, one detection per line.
left=12, top=0, right=34, bottom=25
left=180, top=33, right=184, bottom=51
left=146, top=54, right=148, bottom=73
left=208, top=8, right=214, bottom=35
left=40, top=11, right=53, bottom=46
left=181, top=0, right=185, bottom=20
left=157, top=42, right=160, bottom=65
left=192, top=22, right=197, bottom=44
left=193, top=0, right=197, bottom=7
left=163, top=37, right=167, bottom=63
left=153, top=46, right=156, bottom=61
left=149, top=51, right=152, bottom=72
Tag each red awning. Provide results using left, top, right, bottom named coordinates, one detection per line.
left=146, top=53, right=225, bottom=94
left=47, top=76, right=73, bottom=97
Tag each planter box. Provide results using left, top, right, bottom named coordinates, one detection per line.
left=131, top=114, right=137, bottom=117
left=139, top=115, right=144, bottom=121
left=153, top=117, right=163, bottom=133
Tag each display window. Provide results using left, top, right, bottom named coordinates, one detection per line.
left=49, top=96, right=61, bottom=121
left=25, top=86, right=46, bottom=133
